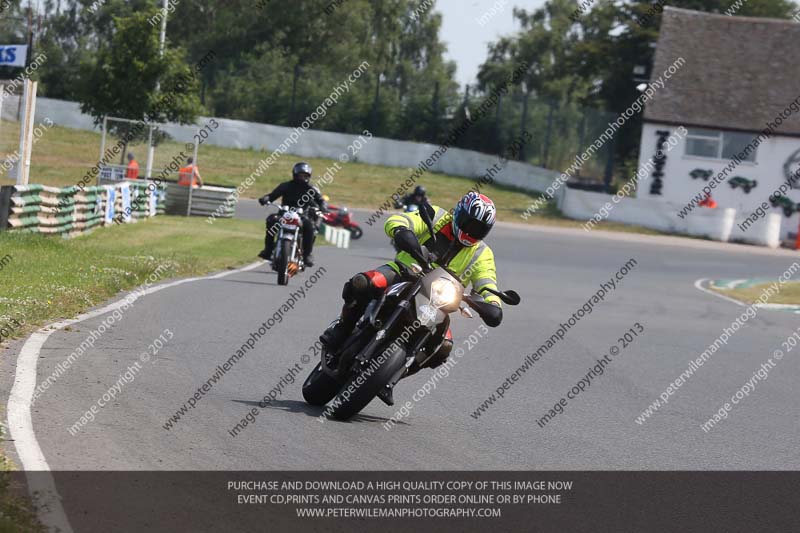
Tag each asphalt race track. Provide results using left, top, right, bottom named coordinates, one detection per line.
left=4, top=200, right=800, bottom=475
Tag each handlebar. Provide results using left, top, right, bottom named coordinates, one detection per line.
left=261, top=201, right=325, bottom=215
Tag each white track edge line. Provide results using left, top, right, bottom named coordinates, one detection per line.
left=7, top=261, right=264, bottom=532
left=693, top=278, right=746, bottom=307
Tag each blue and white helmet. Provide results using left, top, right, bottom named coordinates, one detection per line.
left=452, top=192, right=496, bottom=246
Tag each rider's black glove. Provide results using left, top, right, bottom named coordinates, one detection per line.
left=393, top=227, right=427, bottom=265
left=480, top=302, right=503, bottom=328
left=258, top=196, right=268, bottom=206
left=468, top=294, right=503, bottom=327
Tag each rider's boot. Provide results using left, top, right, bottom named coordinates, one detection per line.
left=320, top=300, right=360, bottom=352
left=320, top=274, right=371, bottom=351
left=260, top=232, right=275, bottom=261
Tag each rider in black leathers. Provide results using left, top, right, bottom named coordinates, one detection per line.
left=393, top=185, right=427, bottom=211
left=258, top=162, right=327, bottom=267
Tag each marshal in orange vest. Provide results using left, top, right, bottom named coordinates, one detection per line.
left=177, top=157, right=203, bottom=187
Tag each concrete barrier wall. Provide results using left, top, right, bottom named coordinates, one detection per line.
left=4, top=96, right=560, bottom=195
left=730, top=213, right=782, bottom=248
left=560, top=188, right=781, bottom=247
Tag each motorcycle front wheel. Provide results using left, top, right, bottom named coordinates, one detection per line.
left=276, top=240, right=291, bottom=286
left=327, top=342, right=406, bottom=421
left=302, top=363, right=341, bottom=406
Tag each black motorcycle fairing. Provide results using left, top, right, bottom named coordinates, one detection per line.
left=308, top=260, right=518, bottom=419
left=415, top=315, right=450, bottom=368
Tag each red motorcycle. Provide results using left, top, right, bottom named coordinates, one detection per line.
left=322, top=204, right=363, bottom=239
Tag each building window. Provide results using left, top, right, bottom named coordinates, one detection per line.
left=722, top=132, right=756, bottom=161
left=684, top=128, right=757, bottom=162
left=685, top=128, right=720, bottom=158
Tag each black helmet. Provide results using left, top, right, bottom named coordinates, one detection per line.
left=413, top=185, right=426, bottom=197
left=292, top=162, right=312, bottom=182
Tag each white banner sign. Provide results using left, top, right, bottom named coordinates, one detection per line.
left=119, top=182, right=132, bottom=222
left=104, top=186, right=116, bottom=224
left=0, top=45, right=29, bottom=67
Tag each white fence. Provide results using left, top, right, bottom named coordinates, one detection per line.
left=323, top=224, right=351, bottom=249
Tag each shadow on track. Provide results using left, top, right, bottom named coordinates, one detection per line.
left=232, top=399, right=410, bottom=426
left=217, top=278, right=277, bottom=287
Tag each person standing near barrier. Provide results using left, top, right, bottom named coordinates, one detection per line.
left=178, top=157, right=203, bottom=187
left=126, top=152, right=140, bottom=180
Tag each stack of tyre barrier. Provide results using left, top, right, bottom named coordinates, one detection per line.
left=0, top=180, right=167, bottom=236
left=98, top=178, right=168, bottom=221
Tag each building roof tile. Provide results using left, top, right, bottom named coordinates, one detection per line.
left=645, top=7, right=800, bottom=135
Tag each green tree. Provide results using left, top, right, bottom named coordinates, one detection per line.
left=178, top=0, right=459, bottom=142
left=475, top=2, right=594, bottom=165
left=78, top=9, right=204, bottom=162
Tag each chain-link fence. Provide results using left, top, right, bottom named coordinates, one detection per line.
left=254, top=64, right=620, bottom=188
left=99, top=117, right=199, bottom=184
left=485, top=95, right=617, bottom=184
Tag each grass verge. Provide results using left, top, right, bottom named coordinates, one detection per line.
left=0, top=216, right=263, bottom=344
left=710, top=282, right=800, bottom=306
left=0, top=216, right=263, bottom=528
left=0, top=122, right=659, bottom=234
left=0, top=457, right=45, bottom=532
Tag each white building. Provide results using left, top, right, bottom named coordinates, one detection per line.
left=636, top=7, right=800, bottom=244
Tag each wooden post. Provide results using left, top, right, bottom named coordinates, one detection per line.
left=98, top=115, right=108, bottom=185
left=17, top=79, right=37, bottom=186
left=0, top=85, right=5, bottom=140
left=145, top=125, right=154, bottom=179
left=0, top=186, right=12, bottom=230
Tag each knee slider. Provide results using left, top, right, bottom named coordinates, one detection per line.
left=343, top=273, right=370, bottom=301
left=351, top=273, right=370, bottom=293
left=342, top=280, right=354, bottom=300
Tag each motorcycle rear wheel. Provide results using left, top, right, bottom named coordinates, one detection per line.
left=327, top=342, right=406, bottom=421
left=349, top=226, right=363, bottom=239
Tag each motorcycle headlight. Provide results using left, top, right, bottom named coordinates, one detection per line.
left=430, top=278, right=460, bottom=309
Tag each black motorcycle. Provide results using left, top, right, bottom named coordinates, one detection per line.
left=302, top=206, right=520, bottom=420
